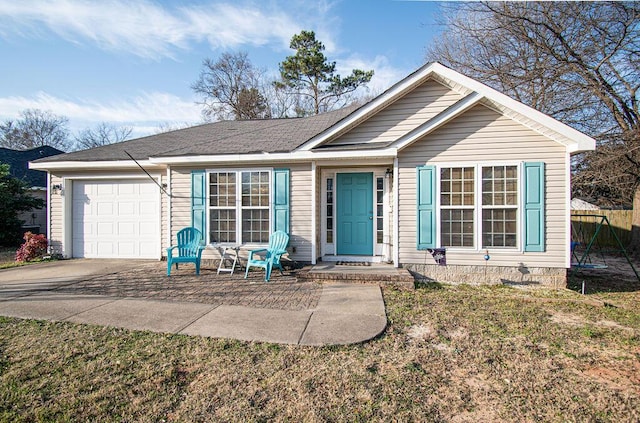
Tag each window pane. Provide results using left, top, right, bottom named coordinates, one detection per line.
left=440, top=208, right=474, bottom=247
left=482, top=208, right=517, bottom=247
left=210, top=172, right=236, bottom=207
left=241, top=171, right=269, bottom=209
left=327, top=177, right=334, bottom=243
left=483, top=165, right=517, bottom=206
left=210, top=209, right=236, bottom=243
left=242, top=209, right=269, bottom=243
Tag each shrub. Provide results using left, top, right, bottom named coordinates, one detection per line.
left=15, top=232, right=48, bottom=262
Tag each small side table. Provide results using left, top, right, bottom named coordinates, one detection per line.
left=216, top=245, right=243, bottom=275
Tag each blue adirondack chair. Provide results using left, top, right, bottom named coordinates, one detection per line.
left=244, top=231, right=290, bottom=281
left=167, top=227, right=205, bottom=276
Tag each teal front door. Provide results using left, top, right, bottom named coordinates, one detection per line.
left=336, top=173, right=373, bottom=255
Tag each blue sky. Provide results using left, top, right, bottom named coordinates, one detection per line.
left=0, top=0, right=443, bottom=139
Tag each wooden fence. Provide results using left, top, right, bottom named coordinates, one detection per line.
left=571, top=210, right=633, bottom=249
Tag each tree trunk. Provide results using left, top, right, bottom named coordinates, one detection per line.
left=630, top=185, right=640, bottom=254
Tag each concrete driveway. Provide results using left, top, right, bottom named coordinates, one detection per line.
left=0, top=259, right=388, bottom=346
left=0, top=259, right=154, bottom=299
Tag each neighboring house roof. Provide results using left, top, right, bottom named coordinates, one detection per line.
left=0, top=146, right=64, bottom=187
left=30, top=62, right=596, bottom=171
left=571, top=198, right=600, bottom=210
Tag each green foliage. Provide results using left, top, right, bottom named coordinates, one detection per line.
left=0, top=163, right=44, bottom=246
left=277, top=30, right=374, bottom=115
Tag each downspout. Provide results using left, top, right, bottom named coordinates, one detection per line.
left=46, top=172, right=51, bottom=246
left=565, top=152, right=571, bottom=269
left=311, top=161, right=317, bottom=265
left=393, top=157, right=399, bottom=267
left=166, top=165, right=172, bottom=256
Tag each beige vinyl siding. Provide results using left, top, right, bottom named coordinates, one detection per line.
left=290, top=163, right=313, bottom=262
left=169, top=164, right=313, bottom=263
left=160, top=173, right=168, bottom=251
left=49, top=174, right=64, bottom=256
left=168, top=167, right=193, bottom=255
left=328, top=79, right=462, bottom=145
left=398, top=104, right=568, bottom=268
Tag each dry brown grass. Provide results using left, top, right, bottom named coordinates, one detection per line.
left=0, top=281, right=638, bottom=421
left=0, top=247, right=15, bottom=266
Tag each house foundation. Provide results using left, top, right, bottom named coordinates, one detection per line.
left=403, top=263, right=566, bottom=289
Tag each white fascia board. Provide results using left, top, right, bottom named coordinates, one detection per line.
left=298, top=63, right=439, bottom=151
left=431, top=63, right=596, bottom=153
left=149, top=148, right=398, bottom=165
left=394, top=91, right=484, bottom=151
left=29, top=160, right=162, bottom=171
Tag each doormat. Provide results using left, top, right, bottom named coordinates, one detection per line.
left=336, top=261, right=371, bottom=266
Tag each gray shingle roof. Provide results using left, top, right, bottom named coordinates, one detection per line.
left=34, top=106, right=359, bottom=163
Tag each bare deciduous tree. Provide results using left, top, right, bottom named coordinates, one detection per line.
left=427, top=1, right=640, bottom=250
left=192, top=52, right=270, bottom=121
left=0, top=109, right=71, bottom=151
left=74, top=122, right=132, bottom=150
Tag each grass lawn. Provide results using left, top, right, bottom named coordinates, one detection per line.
left=0, top=247, right=15, bottom=266
left=0, top=246, right=56, bottom=270
left=0, top=276, right=638, bottom=421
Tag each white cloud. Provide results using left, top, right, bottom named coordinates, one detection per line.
left=0, top=0, right=336, bottom=59
left=0, top=91, right=202, bottom=136
left=335, top=55, right=409, bottom=95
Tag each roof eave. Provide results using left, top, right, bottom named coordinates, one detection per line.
left=149, top=148, right=398, bottom=165
left=29, top=160, right=163, bottom=171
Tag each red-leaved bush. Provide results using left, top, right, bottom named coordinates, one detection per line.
left=15, top=232, right=48, bottom=262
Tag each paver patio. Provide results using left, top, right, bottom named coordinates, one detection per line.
left=54, top=261, right=322, bottom=311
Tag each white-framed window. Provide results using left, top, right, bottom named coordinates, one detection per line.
left=440, top=167, right=475, bottom=247
left=208, top=169, right=271, bottom=244
left=326, top=177, right=335, bottom=244
left=438, top=164, right=519, bottom=249
left=376, top=177, right=385, bottom=244
left=481, top=165, right=518, bottom=248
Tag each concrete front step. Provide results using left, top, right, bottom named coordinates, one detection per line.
left=298, top=263, right=415, bottom=290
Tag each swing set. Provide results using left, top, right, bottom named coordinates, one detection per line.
left=570, top=214, right=639, bottom=282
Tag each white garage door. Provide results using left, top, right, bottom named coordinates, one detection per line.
left=72, top=179, right=160, bottom=258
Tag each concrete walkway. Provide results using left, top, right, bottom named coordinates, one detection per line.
left=0, top=260, right=387, bottom=346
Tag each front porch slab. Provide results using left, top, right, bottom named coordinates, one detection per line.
left=298, top=263, right=415, bottom=290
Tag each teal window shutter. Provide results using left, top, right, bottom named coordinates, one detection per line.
left=523, top=162, right=545, bottom=252
left=273, top=168, right=290, bottom=233
left=417, top=165, right=436, bottom=250
left=191, top=170, right=206, bottom=238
